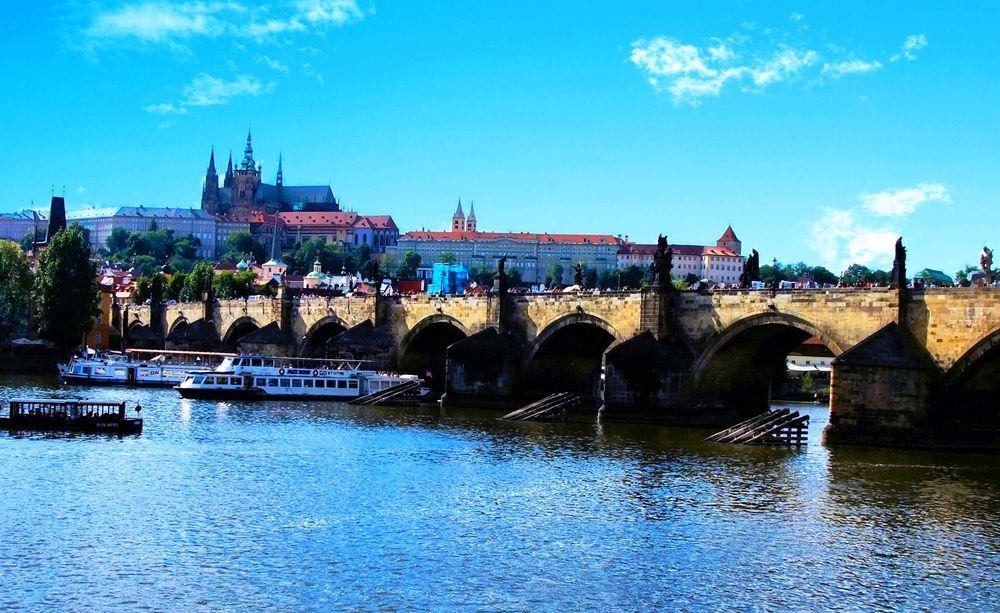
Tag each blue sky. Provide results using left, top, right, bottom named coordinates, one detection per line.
left=1, top=1, right=997, bottom=276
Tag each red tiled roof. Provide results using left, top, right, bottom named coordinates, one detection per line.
left=619, top=242, right=740, bottom=258
left=400, top=230, right=622, bottom=245
left=279, top=212, right=359, bottom=226
left=718, top=225, right=739, bottom=242
left=364, top=215, right=398, bottom=229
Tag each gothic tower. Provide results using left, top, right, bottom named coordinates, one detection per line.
left=201, top=148, right=221, bottom=214
left=224, top=151, right=234, bottom=189
left=452, top=199, right=466, bottom=232
left=276, top=153, right=284, bottom=188
left=717, top=225, right=742, bottom=255
left=231, top=129, right=262, bottom=216
left=466, top=201, right=477, bottom=232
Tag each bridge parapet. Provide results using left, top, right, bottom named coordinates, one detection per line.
left=907, top=287, right=1000, bottom=369
left=513, top=291, right=644, bottom=347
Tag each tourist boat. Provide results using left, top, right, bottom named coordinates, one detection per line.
left=175, top=354, right=422, bottom=400
left=0, top=399, right=143, bottom=434
left=59, top=349, right=235, bottom=387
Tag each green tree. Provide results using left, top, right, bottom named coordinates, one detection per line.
left=180, top=261, right=215, bottom=302
left=379, top=251, right=400, bottom=277
left=19, top=231, right=39, bottom=253
left=620, top=265, right=645, bottom=289
left=0, top=240, right=32, bottom=344
left=167, top=255, right=195, bottom=274
left=132, top=277, right=151, bottom=304
left=584, top=267, right=598, bottom=289
left=545, top=262, right=564, bottom=286
left=31, top=224, right=101, bottom=352
left=672, top=278, right=689, bottom=291
left=507, top=268, right=523, bottom=287
left=955, top=264, right=977, bottom=286
left=173, top=234, right=201, bottom=260
left=167, top=273, right=188, bottom=301
left=799, top=372, right=816, bottom=395
left=811, top=266, right=838, bottom=286
left=131, top=255, right=159, bottom=277
left=106, top=227, right=130, bottom=255
left=396, top=250, right=422, bottom=279
left=213, top=271, right=256, bottom=299
left=226, top=231, right=266, bottom=265
left=439, top=251, right=457, bottom=265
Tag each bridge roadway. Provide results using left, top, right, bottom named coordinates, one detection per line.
left=127, top=287, right=1000, bottom=448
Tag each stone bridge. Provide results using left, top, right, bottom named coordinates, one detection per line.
left=126, top=287, right=1000, bottom=448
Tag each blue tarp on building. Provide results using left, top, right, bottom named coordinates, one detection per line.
left=427, top=263, right=468, bottom=295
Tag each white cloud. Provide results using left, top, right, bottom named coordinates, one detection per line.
left=860, top=183, right=950, bottom=217
left=822, top=59, right=883, bottom=78
left=631, top=23, right=913, bottom=105
left=259, top=55, right=289, bottom=73
left=748, top=48, right=817, bottom=87
left=811, top=207, right=899, bottom=271
left=810, top=182, right=950, bottom=270
left=84, top=1, right=363, bottom=47
left=181, top=73, right=268, bottom=106
left=143, top=102, right=188, bottom=114
left=892, top=33, right=928, bottom=62
left=76, top=186, right=87, bottom=194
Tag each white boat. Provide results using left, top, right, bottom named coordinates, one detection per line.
left=175, top=354, right=421, bottom=400
left=59, top=349, right=234, bottom=387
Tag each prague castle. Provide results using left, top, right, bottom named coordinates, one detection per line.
left=201, top=130, right=339, bottom=216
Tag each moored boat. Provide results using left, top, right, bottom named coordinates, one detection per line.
left=0, top=399, right=143, bottom=434
left=176, top=354, right=421, bottom=400
left=59, top=349, right=235, bottom=387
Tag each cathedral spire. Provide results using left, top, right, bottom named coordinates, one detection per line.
left=276, top=153, right=283, bottom=188
left=241, top=127, right=256, bottom=171
left=224, top=150, right=234, bottom=188
left=452, top=198, right=466, bottom=232
left=207, top=147, right=217, bottom=174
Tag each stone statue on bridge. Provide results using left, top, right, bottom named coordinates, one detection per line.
left=981, top=246, right=993, bottom=284
left=496, top=255, right=509, bottom=296
left=649, top=234, right=673, bottom=291
left=738, top=249, right=760, bottom=289
left=890, top=237, right=907, bottom=289
left=573, top=263, right=584, bottom=287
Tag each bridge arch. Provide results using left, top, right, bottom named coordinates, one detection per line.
left=222, top=316, right=262, bottom=347
left=527, top=312, right=623, bottom=365
left=524, top=313, right=623, bottom=403
left=167, top=317, right=189, bottom=337
left=692, top=312, right=844, bottom=385
left=300, top=315, right=350, bottom=357
left=399, top=315, right=470, bottom=391
left=941, top=326, right=1000, bottom=427
left=690, top=312, right=843, bottom=416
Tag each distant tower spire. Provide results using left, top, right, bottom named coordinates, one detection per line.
left=224, top=150, right=234, bottom=188
left=201, top=147, right=221, bottom=213
left=241, top=127, right=256, bottom=171
left=45, top=196, right=67, bottom=243
left=452, top=198, right=466, bottom=232
left=466, top=200, right=477, bottom=232
left=276, top=153, right=283, bottom=188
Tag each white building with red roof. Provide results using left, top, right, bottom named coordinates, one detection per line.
left=617, top=226, right=745, bottom=285
left=278, top=211, right=399, bottom=253
left=392, top=203, right=621, bottom=284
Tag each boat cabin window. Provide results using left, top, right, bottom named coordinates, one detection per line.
left=193, top=376, right=205, bottom=384
left=256, top=378, right=267, bottom=386
left=304, top=380, right=314, bottom=388
left=251, top=358, right=263, bottom=367
left=233, top=359, right=243, bottom=367
left=280, top=379, right=290, bottom=387
left=292, top=379, right=302, bottom=388
left=268, top=378, right=279, bottom=387
left=337, top=380, right=347, bottom=389
left=348, top=380, right=358, bottom=389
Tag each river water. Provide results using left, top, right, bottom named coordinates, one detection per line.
left=0, top=376, right=998, bottom=611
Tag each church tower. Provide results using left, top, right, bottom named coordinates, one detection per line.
left=276, top=153, right=284, bottom=188
left=201, top=148, right=221, bottom=214
left=717, top=225, right=742, bottom=255
left=231, top=129, right=262, bottom=216
left=452, top=199, right=466, bottom=232
left=224, top=151, right=234, bottom=189
left=466, top=201, right=477, bottom=232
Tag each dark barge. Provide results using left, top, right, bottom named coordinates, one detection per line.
left=0, top=399, right=143, bottom=434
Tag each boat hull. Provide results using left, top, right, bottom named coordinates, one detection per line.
left=0, top=416, right=143, bottom=435
left=175, top=387, right=264, bottom=400
left=61, top=374, right=177, bottom=388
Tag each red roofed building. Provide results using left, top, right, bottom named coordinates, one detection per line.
left=278, top=211, right=399, bottom=253
left=617, top=226, right=745, bottom=285
left=392, top=205, right=621, bottom=284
